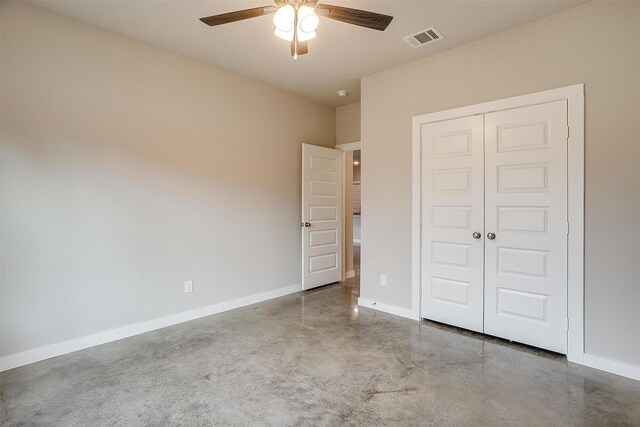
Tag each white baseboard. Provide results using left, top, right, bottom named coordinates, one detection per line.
left=580, top=353, right=640, bottom=381
left=345, top=270, right=356, bottom=279
left=358, top=297, right=419, bottom=321
left=0, top=284, right=301, bottom=372
left=353, top=239, right=361, bottom=244
left=6, top=286, right=638, bottom=384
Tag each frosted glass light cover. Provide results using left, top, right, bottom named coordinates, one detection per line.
left=272, top=4, right=295, bottom=32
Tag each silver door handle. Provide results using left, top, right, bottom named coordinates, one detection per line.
left=304, top=222, right=311, bottom=228
left=473, top=232, right=482, bottom=239
left=487, top=232, right=496, bottom=240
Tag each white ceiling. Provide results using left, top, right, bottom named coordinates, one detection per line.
left=31, top=0, right=586, bottom=107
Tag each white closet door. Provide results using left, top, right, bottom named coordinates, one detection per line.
left=484, top=101, right=568, bottom=353
left=421, top=116, right=485, bottom=332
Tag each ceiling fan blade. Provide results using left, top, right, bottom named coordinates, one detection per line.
left=200, top=5, right=277, bottom=27
left=315, top=4, right=393, bottom=31
left=290, top=40, right=309, bottom=57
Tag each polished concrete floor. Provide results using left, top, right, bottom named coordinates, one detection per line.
left=2, top=248, right=640, bottom=426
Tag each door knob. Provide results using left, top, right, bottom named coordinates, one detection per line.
left=487, top=232, right=496, bottom=240
left=304, top=222, right=311, bottom=228
left=473, top=232, right=482, bottom=239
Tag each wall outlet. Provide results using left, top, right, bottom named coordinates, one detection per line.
left=184, top=280, right=193, bottom=294
left=380, top=274, right=388, bottom=287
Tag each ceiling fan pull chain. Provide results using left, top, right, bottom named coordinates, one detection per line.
left=293, top=7, right=299, bottom=61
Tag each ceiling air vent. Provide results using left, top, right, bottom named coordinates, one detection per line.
left=403, top=27, right=444, bottom=48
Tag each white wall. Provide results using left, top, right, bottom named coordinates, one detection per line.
left=361, top=1, right=640, bottom=366
left=0, top=2, right=335, bottom=358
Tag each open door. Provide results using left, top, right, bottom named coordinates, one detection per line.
left=302, top=144, right=343, bottom=290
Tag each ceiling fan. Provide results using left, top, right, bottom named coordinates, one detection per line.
left=200, top=0, right=393, bottom=60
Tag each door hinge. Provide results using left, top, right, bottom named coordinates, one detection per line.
left=563, top=125, right=569, bottom=141
left=565, top=221, right=570, bottom=235
left=566, top=318, right=570, bottom=331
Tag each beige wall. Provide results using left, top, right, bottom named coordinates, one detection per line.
left=353, top=163, right=361, bottom=182
left=336, top=102, right=361, bottom=144
left=361, top=1, right=640, bottom=366
left=0, top=2, right=335, bottom=357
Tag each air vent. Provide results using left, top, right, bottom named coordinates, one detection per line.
left=403, top=27, right=444, bottom=48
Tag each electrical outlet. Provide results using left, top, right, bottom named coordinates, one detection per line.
left=380, top=274, right=387, bottom=287
left=184, top=280, right=193, bottom=294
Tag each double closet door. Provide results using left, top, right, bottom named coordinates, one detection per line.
left=420, top=100, right=568, bottom=354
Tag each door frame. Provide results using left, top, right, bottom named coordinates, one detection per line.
left=411, top=84, right=584, bottom=363
left=336, top=142, right=361, bottom=280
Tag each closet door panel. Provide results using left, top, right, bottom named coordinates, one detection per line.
left=420, top=116, right=485, bottom=332
left=484, top=101, right=568, bottom=353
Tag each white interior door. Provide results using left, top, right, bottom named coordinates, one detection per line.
left=420, top=116, right=485, bottom=332
left=302, top=144, right=343, bottom=290
left=484, top=101, right=568, bottom=353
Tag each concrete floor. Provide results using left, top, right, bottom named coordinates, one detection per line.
left=2, top=248, right=640, bottom=426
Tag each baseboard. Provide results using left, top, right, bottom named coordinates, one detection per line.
left=345, top=270, right=356, bottom=279
left=353, top=239, right=361, bottom=244
left=358, top=297, right=419, bottom=321
left=580, top=353, right=640, bottom=382
left=0, top=284, right=301, bottom=372
left=6, top=288, right=637, bottom=384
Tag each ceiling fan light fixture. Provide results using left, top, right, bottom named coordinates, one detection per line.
left=273, top=4, right=295, bottom=32
left=297, top=30, right=316, bottom=42
left=298, top=5, right=319, bottom=33
left=273, top=4, right=317, bottom=44
left=200, top=2, right=393, bottom=59
left=274, top=27, right=294, bottom=41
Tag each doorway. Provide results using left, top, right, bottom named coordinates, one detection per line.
left=352, top=149, right=361, bottom=278
left=344, top=148, right=362, bottom=300
left=335, top=142, right=362, bottom=297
